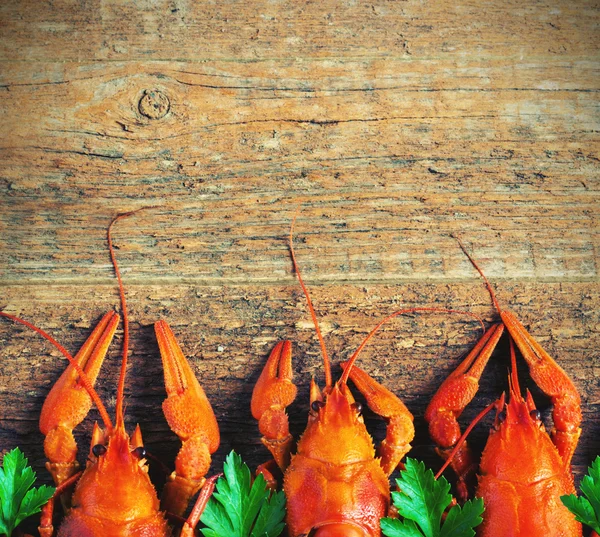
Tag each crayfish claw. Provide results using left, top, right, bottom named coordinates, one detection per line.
left=154, top=320, right=220, bottom=516
left=252, top=341, right=298, bottom=470
left=40, top=311, right=119, bottom=482
left=424, top=323, right=504, bottom=502
left=251, top=340, right=297, bottom=420
left=340, top=362, right=415, bottom=476
left=155, top=320, right=219, bottom=450
left=500, top=310, right=582, bottom=466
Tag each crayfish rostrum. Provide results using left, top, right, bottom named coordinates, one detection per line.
left=0, top=212, right=220, bottom=537
left=426, top=240, right=582, bottom=536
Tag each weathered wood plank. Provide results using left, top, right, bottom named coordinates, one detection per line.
left=1, top=1, right=598, bottom=61
left=1, top=205, right=597, bottom=287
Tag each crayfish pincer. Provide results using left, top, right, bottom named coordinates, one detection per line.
left=1, top=211, right=220, bottom=537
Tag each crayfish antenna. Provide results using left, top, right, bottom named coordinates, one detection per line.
left=108, top=207, right=156, bottom=429
left=289, top=215, right=332, bottom=388
left=0, top=311, right=114, bottom=430
left=454, top=237, right=525, bottom=398
left=340, top=307, right=485, bottom=385
left=108, top=212, right=131, bottom=430
left=453, top=234, right=502, bottom=315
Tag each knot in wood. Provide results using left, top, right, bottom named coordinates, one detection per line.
left=138, top=89, right=170, bottom=119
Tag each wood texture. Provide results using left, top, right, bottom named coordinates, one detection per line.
left=0, top=0, right=598, bottom=518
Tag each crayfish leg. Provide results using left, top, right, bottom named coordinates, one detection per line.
left=179, top=475, right=220, bottom=537
left=256, top=459, right=283, bottom=490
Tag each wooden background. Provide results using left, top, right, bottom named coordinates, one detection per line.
left=1, top=0, right=598, bottom=511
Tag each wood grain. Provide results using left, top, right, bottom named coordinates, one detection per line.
left=0, top=0, right=598, bottom=517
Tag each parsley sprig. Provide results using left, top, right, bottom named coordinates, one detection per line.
left=0, top=447, right=55, bottom=537
left=561, top=455, right=600, bottom=532
left=200, top=451, right=286, bottom=537
left=381, top=458, right=484, bottom=537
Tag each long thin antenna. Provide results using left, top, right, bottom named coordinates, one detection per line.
left=340, top=307, right=485, bottom=385
left=107, top=207, right=155, bottom=428
left=289, top=215, right=332, bottom=388
left=454, top=235, right=502, bottom=314
left=434, top=400, right=497, bottom=480
left=0, top=312, right=113, bottom=430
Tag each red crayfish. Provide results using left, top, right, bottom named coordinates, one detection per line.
left=251, top=222, right=482, bottom=537
left=426, top=239, right=582, bottom=536
left=1, top=212, right=220, bottom=536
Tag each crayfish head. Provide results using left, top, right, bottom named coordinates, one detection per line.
left=72, top=422, right=159, bottom=522
left=311, top=382, right=362, bottom=427
left=297, top=382, right=374, bottom=465
left=493, top=392, right=538, bottom=431
left=481, top=391, right=553, bottom=484
left=491, top=372, right=546, bottom=435
left=88, top=422, right=146, bottom=468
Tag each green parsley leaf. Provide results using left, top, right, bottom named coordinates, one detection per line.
left=0, top=447, right=55, bottom=537
left=561, top=456, right=600, bottom=532
left=390, top=458, right=451, bottom=535
left=440, top=498, right=484, bottom=537
left=200, top=451, right=286, bottom=537
left=381, top=458, right=484, bottom=537
left=380, top=517, right=424, bottom=537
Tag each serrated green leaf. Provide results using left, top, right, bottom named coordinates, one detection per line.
left=381, top=517, right=425, bottom=537
left=561, top=494, right=600, bottom=532
left=244, top=471, right=267, bottom=535
left=251, top=489, right=286, bottom=537
left=440, top=498, right=484, bottom=537
left=14, top=485, right=54, bottom=529
left=200, top=451, right=286, bottom=537
left=579, top=457, right=600, bottom=521
left=200, top=497, right=235, bottom=537
left=561, top=456, right=600, bottom=533
left=391, top=458, right=452, bottom=537
left=0, top=447, right=29, bottom=527
left=382, top=458, right=483, bottom=537
left=0, top=447, right=55, bottom=537
left=222, top=451, right=249, bottom=533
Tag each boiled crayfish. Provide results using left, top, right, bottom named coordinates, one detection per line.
left=426, top=239, right=582, bottom=536
left=251, top=221, right=483, bottom=537
left=1, top=212, right=220, bottom=537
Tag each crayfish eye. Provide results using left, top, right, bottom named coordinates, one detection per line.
left=530, top=409, right=541, bottom=421
left=92, top=444, right=107, bottom=457
left=497, top=410, right=507, bottom=424
left=133, top=446, right=147, bottom=459
left=351, top=402, right=363, bottom=414
left=311, top=400, right=325, bottom=412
